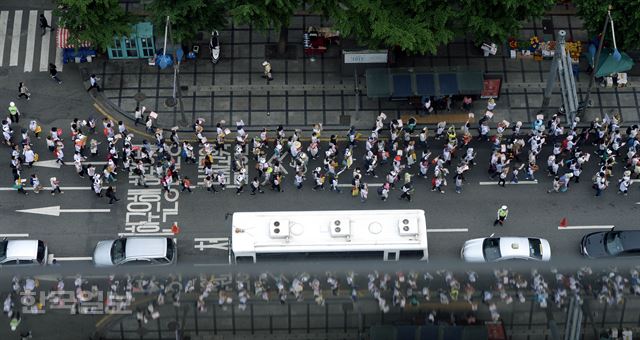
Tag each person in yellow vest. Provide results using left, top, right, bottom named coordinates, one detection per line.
left=493, top=205, right=509, bottom=226
left=8, top=102, right=20, bottom=123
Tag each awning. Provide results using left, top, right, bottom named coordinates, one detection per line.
left=392, top=73, right=412, bottom=97
left=366, top=67, right=484, bottom=98
left=57, top=28, right=92, bottom=49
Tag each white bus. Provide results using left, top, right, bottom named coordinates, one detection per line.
left=231, top=209, right=428, bottom=263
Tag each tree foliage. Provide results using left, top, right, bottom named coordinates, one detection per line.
left=230, top=0, right=299, bottom=32
left=310, top=0, right=555, bottom=55
left=575, top=0, right=640, bottom=50
left=147, top=0, right=228, bottom=44
left=54, top=0, right=132, bottom=52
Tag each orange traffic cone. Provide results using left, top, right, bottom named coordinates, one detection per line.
left=171, top=222, right=181, bottom=235
left=559, top=217, right=568, bottom=228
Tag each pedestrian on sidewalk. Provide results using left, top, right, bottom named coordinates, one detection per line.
left=105, top=186, right=120, bottom=204
left=493, top=205, right=508, bottom=226
left=87, top=74, right=101, bottom=92
left=18, top=83, right=30, bottom=101
left=50, top=177, right=63, bottom=195
left=250, top=177, right=264, bottom=195
left=262, top=61, right=273, bottom=81
left=39, top=13, right=54, bottom=35
left=48, top=64, right=62, bottom=84
left=8, top=102, right=20, bottom=123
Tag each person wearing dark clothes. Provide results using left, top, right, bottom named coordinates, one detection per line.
left=105, top=186, right=120, bottom=204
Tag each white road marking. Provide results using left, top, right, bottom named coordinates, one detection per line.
left=9, top=10, right=22, bottom=66
left=558, top=225, right=615, bottom=230
left=478, top=180, right=538, bottom=185
left=117, top=232, right=174, bottom=237
left=17, top=205, right=111, bottom=216
left=0, top=186, right=112, bottom=191
left=193, top=263, right=230, bottom=267
left=631, top=179, right=640, bottom=183
left=0, top=233, right=29, bottom=237
left=0, top=11, right=9, bottom=65
left=52, top=256, right=93, bottom=261
left=34, top=159, right=108, bottom=168
left=337, top=183, right=383, bottom=188
left=39, top=10, right=51, bottom=72
left=194, top=237, right=229, bottom=251
left=54, top=35, right=63, bottom=71
left=23, top=10, right=37, bottom=72
left=427, top=228, right=469, bottom=233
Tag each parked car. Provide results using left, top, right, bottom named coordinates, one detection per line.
left=0, top=239, right=48, bottom=266
left=93, top=237, right=177, bottom=267
left=581, top=229, right=640, bottom=258
left=461, top=235, right=551, bottom=262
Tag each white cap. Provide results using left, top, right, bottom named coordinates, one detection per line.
left=9, top=102, right=15, bottom=107
left=262, top=61, right=269, bottom=66
left=501, top=205, right=507, bottom=210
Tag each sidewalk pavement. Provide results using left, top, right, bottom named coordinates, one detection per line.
left=80, top=6, right=640, bottom=134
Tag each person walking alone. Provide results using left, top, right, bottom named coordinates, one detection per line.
left=8, top=102, right=20, bottom=123
left=493, top=205, right=509, bottom=226
left=39, top=13, right=54, bottom=35
left=18, top=82, right=30, bottom=101
left=48, top=64, right=62, bottom=84
left=87, top=74, right=101, bottom=92
left=262, top=61, right=273, bottom=81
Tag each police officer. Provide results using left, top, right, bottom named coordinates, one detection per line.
left=493, top=205, right=509, bottom=226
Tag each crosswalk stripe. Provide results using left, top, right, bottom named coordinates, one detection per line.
left=0, top=11, right=8, bottom=66
left=23, top=10, right=37, bottom=72
left=9, top=10, right=22, bottom=66
left=39, top=10, right=52, bottom=72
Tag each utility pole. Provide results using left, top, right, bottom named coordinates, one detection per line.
left=541, top=30, right=579, bottom=123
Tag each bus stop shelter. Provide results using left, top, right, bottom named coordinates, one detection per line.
left=365, top=67, right=484, bottom=99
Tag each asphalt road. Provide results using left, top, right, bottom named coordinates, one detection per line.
left=0, top=126, right=637, bottom=269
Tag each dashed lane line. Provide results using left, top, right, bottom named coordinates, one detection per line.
left=478, top=180, right=538, bottom=185
left=558, top=225, right=615, bottom=230
left=427, top=228, right=469, bottom=233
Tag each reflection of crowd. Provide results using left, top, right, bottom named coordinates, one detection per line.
left=4, top=266, right=640, bottom=334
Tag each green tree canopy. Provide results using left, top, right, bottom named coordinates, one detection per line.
left=575, top=1, right=640, bottom=51
left=147, top=0, right=228, bottom=44
left=230, top=0, right=300, bottom=54
left=54, top=0, right=132, bottom=52
left=310, top=0, right=555, bottom=55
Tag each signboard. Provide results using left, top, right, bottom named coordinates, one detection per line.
left=343, top=50, right=388, bottom=64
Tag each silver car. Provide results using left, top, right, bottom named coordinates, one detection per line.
left=93, top=237, right=177, bottom=267
left=0, top=239, right=48, bottom=266
left=461, top=234, right=551, bottom=262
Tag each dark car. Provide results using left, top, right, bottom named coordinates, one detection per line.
left=581, top=229, right=640, bottom=258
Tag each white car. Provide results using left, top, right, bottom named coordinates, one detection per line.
left=93, top=237, right=177, bottom=267
left=461, top=235, right=551, bottom=262
left=0, top=239, right=48, bottom=266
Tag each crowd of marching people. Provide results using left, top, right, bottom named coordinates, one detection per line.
left=5, top=96, right=639, bottom=201
left=4, top=266, right=640, bottom=334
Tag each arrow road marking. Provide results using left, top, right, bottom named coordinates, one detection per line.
left=0, top=234, right=29, bottom=237
left=194, top=238, right=229, bottom=251
left=17, top=206, right=111, bottom=217
left=0, top=186, right=113, bottom=191
left=117, top=232, right=174, bottom=237
left=558, top=225, right=615, bottom=230
left=267, top=151, right=289, bottom=175
left=34, top=160, right=108, bottom=169
left=52, top=256, right=93, bottom=261
left=478, top=180, right=538, bottom=185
